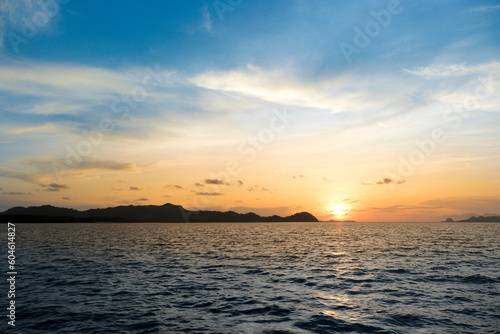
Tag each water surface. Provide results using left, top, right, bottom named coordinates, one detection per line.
left=3, top=222, right=499, bottom=333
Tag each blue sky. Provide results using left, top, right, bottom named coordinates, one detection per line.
left=0, top=0, right=499, bottom=221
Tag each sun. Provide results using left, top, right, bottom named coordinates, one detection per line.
left=331, top=204, right=349, bottom=219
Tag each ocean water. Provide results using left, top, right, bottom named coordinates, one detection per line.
left=2, top=222, right=499, bottom=333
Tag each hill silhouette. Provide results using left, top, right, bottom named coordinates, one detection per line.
left=0, top=203, right=319, bottom=223
left=443, top=215, right=500, bottom=222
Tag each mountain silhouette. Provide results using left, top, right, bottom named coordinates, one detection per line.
left=443, top=215, right=500, bottom=222
left=0, top=203, right=319, bottom=223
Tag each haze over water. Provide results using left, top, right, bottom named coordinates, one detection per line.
left=4, top=221, right=499, bottom=333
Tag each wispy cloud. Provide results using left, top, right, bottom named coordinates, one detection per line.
left=6, top=123, right=57, bottom=134
left=129, top=186, right=140, bottom=191
left=247, top=185, right=270, bottom=192
left=0, top=157, right=139, bottom=184
left=165, top=184, right=182, bottom=189
left=190, top=66, right=400, bottom=113
left=470, top=5, right=500, bottom=12
left=40, top=183, right=70, bottom=192
left=404, top=61, right=500, bottom=77
left=1, top=191, right=34, bottom=196
left=193, top=191, right=223, bottom=196
left=362, top=178, right=405, bottom=185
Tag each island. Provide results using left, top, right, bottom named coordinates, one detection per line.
left=442, top=216, right=500, bottom=222
left=0, top=203, right=319, bottom=223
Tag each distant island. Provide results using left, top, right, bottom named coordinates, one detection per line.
left=0, top=203, right=319, bottom=223
left=442, top=216, right=500, bottom=222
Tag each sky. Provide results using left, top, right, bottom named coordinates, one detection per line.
left=0, top=0, right=499, bottom=222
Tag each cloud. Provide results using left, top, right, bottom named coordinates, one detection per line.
left=129, top=186, right=140, bottom=191
left=404, top=61, right=500, bottom=77
left=362, top=178, right=405, bottom=185
left=470, top=5, right=500, bottom=12
left=235, top=180, right=243, bottom=186
left=204, top=178, right=227, bottom=185
left=193, top=191, right=223, bottom=196
left=136, top=198, right=148, bottom=201
left=201, top=5, right=212, bottom=31
left=62, top=197, right=70, bottom=200
left=40, top=183, right=70, bottom=192
left=420, top=197, right=500, bottom=212
left=247, top=185, right=270, bottom=192
left=6, top=123, right=57, bottom=134
left=0, top=63, right=140, bottom=100
left=342, top=198, right=358, bottom=204
left=0, top=157, right=139, bottom=184
left=358, top=204, right=442, bottom=213
left=190, top=67, right=399, bottom=114
left=194, top=182, right=203, bottom=187
left=1, top=191, right=33, bottom=196
left=293, top=174, right=305, bottom=179
left=0, top=168, right=39, bottom=183
left=165, top=184, right=182, bottom=189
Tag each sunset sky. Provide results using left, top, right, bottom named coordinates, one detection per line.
left=0, top=0, right=499, bottom=222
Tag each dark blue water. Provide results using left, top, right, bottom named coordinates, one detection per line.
left=1, top=222, right=499, bottom=333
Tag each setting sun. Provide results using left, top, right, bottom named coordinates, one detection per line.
left=331, top=204, right=349, bottom=219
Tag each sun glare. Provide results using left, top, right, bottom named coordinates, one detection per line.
left=331, top=204, right=349, bottom=219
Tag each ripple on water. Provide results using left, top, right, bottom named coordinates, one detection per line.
left=4, top=222, right=499, bottom=334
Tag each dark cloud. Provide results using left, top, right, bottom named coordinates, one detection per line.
left=195, top=182, right=203, bottom=187
left=377, top=178, right=393, bottom=184
left=163, top=195, right=172, bottom=198
left=137, top=198, right=149, bottom=201
left=362, top=178, right=405, bottom=185
left=204, top=179, right=227, bottom=185
left=62, top=197, right=71, bottom=200
left=193, top=191, right=223, bottom=196
left=40, top=183, right=70, bottom=192
left=129, top=186, right=141, bottom=191
left=165, top=185, right=182, bottom=189
left=235, top=180, right=243, bottom=186
left=1, top=191, right=34, bottom=196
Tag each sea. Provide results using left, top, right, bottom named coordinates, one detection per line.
left=1, top=222, right=499, bottom=333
